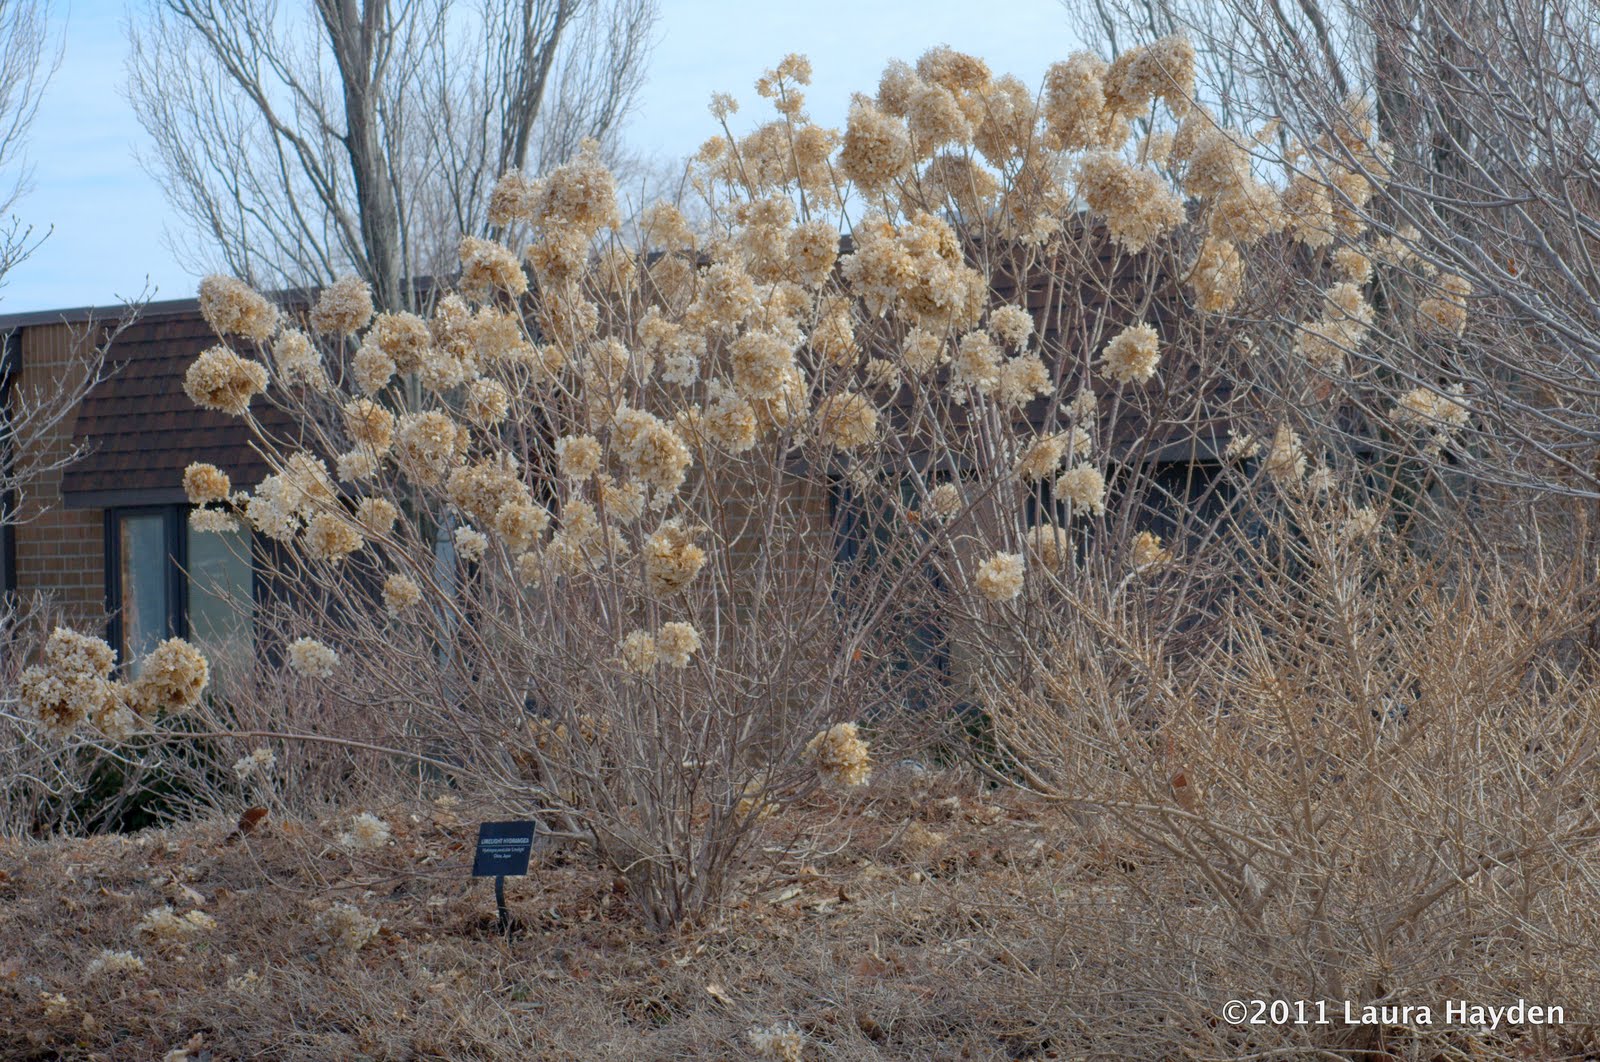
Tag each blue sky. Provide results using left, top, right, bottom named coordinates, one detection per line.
left=3, top=0, right=1076, bottom=314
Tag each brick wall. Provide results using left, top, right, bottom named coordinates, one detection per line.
left=10, top=322, right=105, bottom=629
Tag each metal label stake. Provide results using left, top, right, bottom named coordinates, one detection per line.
left=472, top=820, right=536, bottom=937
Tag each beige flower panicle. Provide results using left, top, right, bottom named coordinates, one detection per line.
left=231, top=747, right=275, bottom=779
left=335, top=449, right=380, bottom=483
left=838, top=98, right=911, bottom=194
left=1223, top=432, right=1261, bottom=463
left=925, top=482, right=963, bottom=521
left=1131, top=530, right=1172, bottom=569
left=85, top=950, right=146, bottom=978
left=816, top=391, right=879, bottom=450
left=1341, top=506, right=1382, bottom=542
left=189, top=507, right=238, bottom=534
left=394, top=411, right=467, bottom=485
left=900, top=328, right=946, bottom=373
left=343, top=399, right=395, bottom=451
left=463, top=377, right=511, bottom=426
left=656, top=622, right=702, bottom=668
left=974, top=551, right=1026, bottom=603
left=304, top=512, right=364, bottom=561
left=951, top=330, right=1001, bottom=394
left=182, top=463, right=231, bottom=505
left=610, top=407, right=693, bottom=501
left=1077, top=152, right=1186, bottom=254
left=805, top=722, right=872, bottom=788
left=989, top=305, right=1033, bottom=350
left=1023, top=523, right=1072, bottom=571
left=351, top=337, right=396, bottom=395
left=381, top=574, right=422, bottom=616
left=271, top=329, right=324, bottom=387
left=356, top=497, right=399, bottom=534
left=340, top=812, right=391, bottom=849
left=1392, top=385, right=1469, bottom=432
left=459, top=236, right=528, bottom=297
left=372, top=311, right=432, bottom=374
left=1100, top=323, right=1160, bottom=385
left=288, top=637, right=339, bottom=678
left=619, top=629, right=658, bottom=673
left=309, top=275, right=374, bottom=336
left=198, top=275, right=277, bottom=341
left=1014, top=433, right=1075, bottom=482
left=495, top=498, right=552, bottom=551
left=1190, top=238, right=1243, bottom=314
left=1264, top=423, right=1307, bottom=484
left=703, top=382, right=758, bottom=453
left=995, top=355, right=1051, bottom=409
left=184, top=346, right=268, bottom=416
left=129, top=638, right=209, bottom=716
left=1418, top=273, right=1471, bottom=337
left=747, top=1022, right=806, bottom=1062
left=321, top=903, right=381, bottom=953
left=1055, top=464, right=1107, bottom=516
left=643, top=521, right=706, bottom=596
left=454, top=526, right=489, bottom=564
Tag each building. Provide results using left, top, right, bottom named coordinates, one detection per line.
left=1, top=298, right=280, bottom=673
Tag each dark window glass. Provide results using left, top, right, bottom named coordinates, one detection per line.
left=118, top=512, right=171, bottom=673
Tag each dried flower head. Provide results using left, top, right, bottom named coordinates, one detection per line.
left=1131, top=530, right=1172, bottom=569
left=199, top=275, right=277, bottom=341
left=1100, top=323, right=1160, bottom=385
left=1264, top=423, right=1307, bottom=484
left=184, top=345, right=268, bottom=416
left=656, top=622, right=702, bottom=668
left=990, top=305, right=1034, bottom=350
left=310, top=275, right=374, bottom=335
left=1418, top=273, right=1471, bottom=337
left=356, top=497, right=399, bottom=535
left=619, top=629, right=658, bottom=673
left=459, top=236, right=528, bottom=297
left=320, top=903, right=380, bottom=953
left=305, top=512, right=364, bottom=561
left=129, top=638, right=210, bottom=716
left=925, top=482, right=962, bottom=520
left=85, top=950, right=146, bottom=978
left=454, top=526, right=489, bottom=564
left=747, top=1023, right=806, bottom=1062
left=271, top=329, right=324, bottom=387
left=804, top=722, right=872, bottom=787
left=288, top=637, right=339, bottom=678
left=182, top=463, right=232, bottom=506
left=340, top=812, right=391, bottom=849
left=231, top=747, right=275, bottom=779
left=974, top=551, right=1026, bottom=603
left=1023, top=523, right=1072, bottom=570
left=380, top=573, right=422, bottom=616
left=816, top=391, right=879, bottom=450
left=1078, top=152, right=1185, bottom=253
left=643, top=521, right=706, bottom=596
left=1055, top=464, right=1107, bottom=516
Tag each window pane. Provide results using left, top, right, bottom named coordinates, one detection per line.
left=186, top=521, right=254, bottom=674
left=119, top=513, right=169, bottom=674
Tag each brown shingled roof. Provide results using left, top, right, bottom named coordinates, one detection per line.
left=61, top=308, right=290, bottom=507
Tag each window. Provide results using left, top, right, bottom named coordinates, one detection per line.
left=105, top=506, right=255, bottom=674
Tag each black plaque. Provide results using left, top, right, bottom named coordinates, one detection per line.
left=472, top=820, right=536, bottom=877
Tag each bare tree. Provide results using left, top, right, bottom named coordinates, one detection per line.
left=126, top=0, right=658, bottom=312
left=0, top=0, right=58, bottom=290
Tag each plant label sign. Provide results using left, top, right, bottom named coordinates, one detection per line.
left=472, top=821, right=536, bottom=877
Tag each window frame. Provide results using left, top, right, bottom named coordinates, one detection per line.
left=104, top=504, right=259, bottom=672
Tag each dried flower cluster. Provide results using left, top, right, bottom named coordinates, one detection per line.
left=804, top=722, right=872, bottom=787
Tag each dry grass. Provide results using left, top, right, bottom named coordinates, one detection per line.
left=1, top=764, right=1594, bottom=1061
